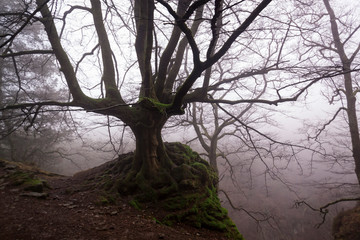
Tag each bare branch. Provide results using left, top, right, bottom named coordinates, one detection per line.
left=295, top=197, right=360, bottom=228
left=309, top=107, right=347, bottom=140
left=1, top=50, right=53, bottom=58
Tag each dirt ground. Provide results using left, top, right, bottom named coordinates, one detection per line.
left=0, top=160, right=230, bottom=240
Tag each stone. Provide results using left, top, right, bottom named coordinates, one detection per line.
left=110, top=211, right=118, bottom=216
left=20, top=192, right=48, bottom=199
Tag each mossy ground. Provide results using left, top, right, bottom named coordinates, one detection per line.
left=5, top=164, right=48, bottom=193
left=79, top=142, right=243, bottom=239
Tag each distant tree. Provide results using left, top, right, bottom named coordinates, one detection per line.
left=293, top=0, right=360, bottom=185
left=0, top=0, right=77, bottom=167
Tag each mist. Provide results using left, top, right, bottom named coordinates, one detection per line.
left=1, top=0, right=360, bottom=239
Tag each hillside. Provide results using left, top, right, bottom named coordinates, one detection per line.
left=0, top=148, right=238, bottom=240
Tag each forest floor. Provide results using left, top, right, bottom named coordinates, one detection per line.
left=0, top=159, right=230, bottom=240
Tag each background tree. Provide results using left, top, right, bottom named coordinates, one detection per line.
left=0, top=0, right=80, bottom=169
left=291, top=0, right=360, bottom=185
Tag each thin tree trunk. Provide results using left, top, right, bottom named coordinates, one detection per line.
left=323, top=0, right=360, bottom=185
left=209, top=141, right=219, bottom=174
left=344, top=69, right=360, bottom=185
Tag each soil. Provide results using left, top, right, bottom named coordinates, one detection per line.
left=0, top=159, right=231, bottom=240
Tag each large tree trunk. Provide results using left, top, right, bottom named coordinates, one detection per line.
left=132, top=123, right=171, bottom=179
left=126, top=101, right=172, bottom=180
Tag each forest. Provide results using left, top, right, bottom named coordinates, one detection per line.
left=1, top=0, right=360, bottom=239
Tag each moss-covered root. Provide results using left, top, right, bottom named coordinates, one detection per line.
left=115, top=142, right=243, bottom=239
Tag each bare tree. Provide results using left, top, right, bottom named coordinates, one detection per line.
left=292, top=0, right=360, bottom=185
left=0, top=0, right=76, bottom=167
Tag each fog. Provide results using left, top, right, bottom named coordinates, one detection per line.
left=1, top=0, right=359, bottom=239
left=31, top=95, right=358, bottom=240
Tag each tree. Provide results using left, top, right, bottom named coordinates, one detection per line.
left=1, top=0, right=335, bottom=193
left=0, top=0, right=78, bottom=167
left=321, top=0, right=360, bottom=185
left=1, top=0, right=277, bottom=179
left=293, top=0, right=360, bottom=185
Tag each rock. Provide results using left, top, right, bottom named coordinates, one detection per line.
left=20, top=192, right=48, bottom=199
left=110, top=211, right=118, bottom=216
left=4, top=164, right=17, bottom=170
left=23, top=182, right=44, bottom=193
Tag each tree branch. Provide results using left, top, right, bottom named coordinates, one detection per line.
left=295, top=197, right=360, bottom=228
left=1, top=50, right=54, bottom=58
left=90, top=0, right=123, bottom=101
left=134, top=0, right=155, bottom=98
left=0, top=101, right=78, bottom=111
left=309, top=107, right=347, bottom=140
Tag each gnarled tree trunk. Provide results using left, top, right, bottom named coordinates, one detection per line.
left=124, top=101, right=172, bottom=180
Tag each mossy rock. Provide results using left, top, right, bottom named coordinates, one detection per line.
left=8, top=171, right=47, bottom=193
left=23, top=178, right=45, bottom=192
left=162, top=187, right=243, bottom=240
left=166, top=142, right=203, bottom=165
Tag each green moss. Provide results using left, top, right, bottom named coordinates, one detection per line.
left=162, top=187, right=243, bottom=239
left=23, top=178, right=45, bottom=192
left=97, top=194, right=116, bottom=205
left=138, top=97, right=171, bottom=113
left=152, top=170, right=178, bottom=199
left=134, top=172, right=157, bottom=202
left=191, top=162, right=218, bottom=188
left=129, top=199, right=142, bottom=210
left=182, top=144, right=200, bottom=161
left=9, top=172, right=33, bottom=185
left=111, top=143, right=242, bottom=239
left=162, top=193, right=198, bottom=211
left=8, top=171, right=47, bottom=193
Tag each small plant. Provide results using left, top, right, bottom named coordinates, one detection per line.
left=129, top=199, right=142, bottom=210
